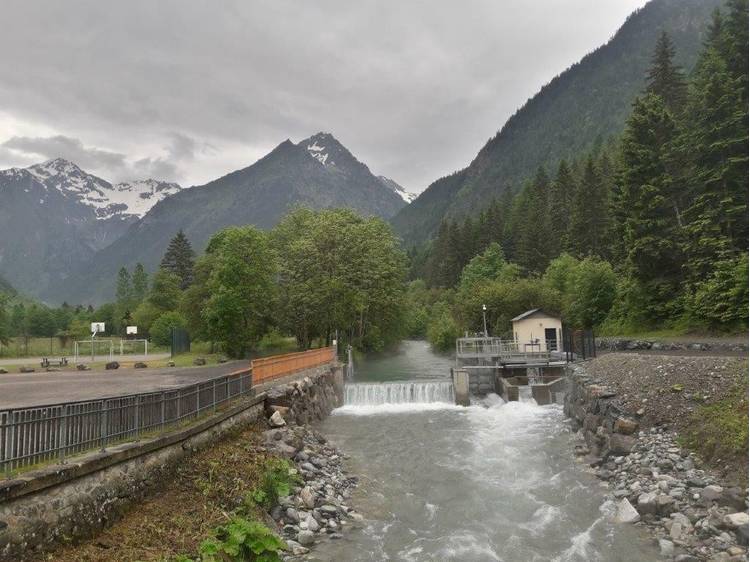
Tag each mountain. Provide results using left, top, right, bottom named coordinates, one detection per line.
left=53, top=132, right=407, bottom=304
left=391, top=0, right=722, bottom=245
left=27, top=158, right=181, bottom=219
left=378, top=176, right=416, bottom=203
left=0, top=159, right=181, bottom=300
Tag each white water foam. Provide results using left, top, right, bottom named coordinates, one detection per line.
left=344, top=380, right=455, bottom=406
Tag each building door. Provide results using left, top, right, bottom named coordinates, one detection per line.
left=545, top=328, right=557, bottom=351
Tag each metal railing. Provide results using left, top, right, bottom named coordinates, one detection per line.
left=251, top=347, right=335, bottom=385
left=455, top=337, right=558, bottom=364
left=0, top=369, right=252, bottom=475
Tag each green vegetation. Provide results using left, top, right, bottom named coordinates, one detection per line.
left=410, top=2, right=748, bottom=338
left=199, top=517, right=286, bottom=562
left=246, top=458, right=301, bottom=510
left=682, top=366, right=748, bottom=473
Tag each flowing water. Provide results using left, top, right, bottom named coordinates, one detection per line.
left=310, top=340, right=659, bottom=562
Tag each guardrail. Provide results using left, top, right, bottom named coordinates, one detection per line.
left=251, top=347, right=335, bottom=385
left=0, top=369, right=252, bottom=475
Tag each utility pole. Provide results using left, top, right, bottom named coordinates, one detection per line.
left=482, top=304, right=488, bottom=338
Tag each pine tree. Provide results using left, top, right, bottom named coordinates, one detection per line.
left=617, top=93, right=682, bottom=320
left=548, top=159, right=575, bottom=255
left=680, top=1, right=748, bottom=281
left=515, top=167, right=552, bottom=273
left=568, top=156, right=610, bottom=258
left=116, top=267, right=132, bottom=305
left=132, top=263, right=149, bottom=303
left=646, top=31, right=687, bottom=111
left=161, top=230, right=195, bottom=289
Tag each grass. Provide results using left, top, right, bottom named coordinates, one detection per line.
left=46, top=423, right=275, bottom=562
left=680, top=363, right=749, bottom=484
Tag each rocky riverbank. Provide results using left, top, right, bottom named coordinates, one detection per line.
left=586, top=427, right=748, bottom=561
left=262, top=420, right=361, bottom=559
left=597, top=337, right=748, bottom=354
left=566, top=361, right=749, bottom=561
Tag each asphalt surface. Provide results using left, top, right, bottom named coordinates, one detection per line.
left=0, top=360, right=249, bottom=409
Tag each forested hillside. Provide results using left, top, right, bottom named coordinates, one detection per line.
left=392, top=0, right=722, bottom=244
left=409, top=0, right=748, bottom=340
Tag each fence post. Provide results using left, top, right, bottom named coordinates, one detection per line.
left=160, top=392, right=166, bottom=433
left=59, top=404, right=68, bottom=464
left=195, top=386, right=200, bottom=418
left=100, top=400, right=107, bottom=452
left=134, top=396, right=140, bottom=442
left=212, top=379, right=217, bottom=413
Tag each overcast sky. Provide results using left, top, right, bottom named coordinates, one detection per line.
left=0, top=1, right=647, bottom=194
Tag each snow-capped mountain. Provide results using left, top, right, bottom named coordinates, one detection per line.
left=378, top=175, right=416, bottom=203
left=25, top=158, right=181, bottom=219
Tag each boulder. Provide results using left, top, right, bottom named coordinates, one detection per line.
left=656, top=494, right=675, bottom=516
left=615, top=498, right=640, bottom=523
left=658, top=539, right=675, bottom=557
left=0, top=368, right=8, bottom=374
left=105, top=361, right=119, bottom=370
left=723, top=512, right=750, bottom=529
left=19, top=366, right=35, bottom=373
left=269, top=411, right=286, bottom=427
left=300, top=486, right=316, bottom=509
left=297, top=530, right=315, bottom=546
left=613, top=417, right=639, bottom=435
left=608, top=433, right=637, bottom=455
left=637, top=492, right=658, bottom=515
left=133, top=362, right=147, bottom=369
left=217, top=356, right=228, bottom=363
left=719, top=488, right=747, bottom=511
left=167, top=361, right=176, bottom=367
left=306, top=514, right=320, bottom=532
left=702, top=485, right=724, bottom=503
left=76, top=363, right=90, bottom=371
left=193, top=357, right=207, bottom=366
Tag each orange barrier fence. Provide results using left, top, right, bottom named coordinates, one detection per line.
left=251, top=347, right=335, bottom=385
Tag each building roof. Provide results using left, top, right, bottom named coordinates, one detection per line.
left=511, top=308, right=559, bottom=322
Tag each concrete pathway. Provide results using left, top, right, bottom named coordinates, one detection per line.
left=0, top=361, right=249, bottom=409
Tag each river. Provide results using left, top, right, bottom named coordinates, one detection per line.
left=310, top=340, right=658, bottom=562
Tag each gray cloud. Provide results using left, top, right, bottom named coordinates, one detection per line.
left=0, top=0, right=647, bottom=192
left=2, top=135, right=126, bottom=171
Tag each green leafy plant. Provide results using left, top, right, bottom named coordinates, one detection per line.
left=247, top=458, right=301, bottom=509
left=199, top=517, right=286, bottom=562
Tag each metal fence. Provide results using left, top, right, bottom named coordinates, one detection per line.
left=0, top=369, right=252, bottom=475
left=251, top=347, right=335, bottom=385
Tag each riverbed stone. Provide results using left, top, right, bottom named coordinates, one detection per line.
left=702, top=485, right=724, bottom=503
left=608, top=434, right=637, bottom=455
left=658, top=539, right=675, bottom=557
left=724, top=512, right=750, bottom=529
left=300, top=486, right=316, bottom=509
left=614, top=417, right=639, bottom=435
left=269, top=411, right=286, bottom=427
left=615, top=498, right=640, bottom=523
left=297, top=530, right=315, bottom=546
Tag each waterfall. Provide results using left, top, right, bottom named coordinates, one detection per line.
left=344, top=380, right=455, bottom=406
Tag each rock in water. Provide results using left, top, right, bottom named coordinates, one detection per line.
left=615, top=498, right=640, bottom=523
left=297, top=530, right=315, bottom=546
left=269, top=411, right=286, bottom=427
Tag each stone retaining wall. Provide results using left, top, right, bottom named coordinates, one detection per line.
left=563, top=363, right=641, bottom=460
left=597, top=337, right=748, bottom=353
left=0, top=363, right=344, bottom=561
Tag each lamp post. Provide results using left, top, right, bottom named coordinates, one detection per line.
left=482, top=304, right=488, bottom=337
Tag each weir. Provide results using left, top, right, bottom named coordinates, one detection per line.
left=344, top=380, right=455, bottom=406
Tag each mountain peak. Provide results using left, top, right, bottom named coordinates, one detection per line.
left=29, top=158, right=85, bottom=178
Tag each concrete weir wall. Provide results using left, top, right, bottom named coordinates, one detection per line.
left=0, top=363, right=344, bottom=562
left=563, top=363, right=640, bottom=460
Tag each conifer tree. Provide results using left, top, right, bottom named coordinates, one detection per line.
left=618, top=93, right=682, bottom=320
left=161, top=230, right=195, bottom=289
left=646, top=31, right=687, bottom=111
left=548, top=159, right=575, bottom=255
left=568, top=156, right=609, bottom=258
left=131, top=263, right=149, bottom=303
left=515, top=167, right=552, bottom=273
left=116, top=267, right=132, bottom=306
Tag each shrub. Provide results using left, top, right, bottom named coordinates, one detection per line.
left=199, top=517, right=286, bottom=562
left=426, top=303, right=461, bottom=352
left=150, top=311, right=187, bottom=347
left=246, top=458, right=302, bottom=510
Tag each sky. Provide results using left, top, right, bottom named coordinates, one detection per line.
left=0, top=0, right=648, bottom=194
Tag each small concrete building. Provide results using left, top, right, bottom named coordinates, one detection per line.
left=511, top=308, right=562, bottom=352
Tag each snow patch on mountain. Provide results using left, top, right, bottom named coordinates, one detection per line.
left=378, top=175, right=416, bottom=203
left=20, top=158, right=181, bottom=219
left=307, top=141, right=333, bottom=166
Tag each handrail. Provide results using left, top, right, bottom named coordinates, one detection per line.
left=0, top=369, right=253, bottom=475
left=251, top=347, right=335, bottom=385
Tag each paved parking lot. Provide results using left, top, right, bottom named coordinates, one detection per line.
left=0, top=361, right=249, bottom=409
